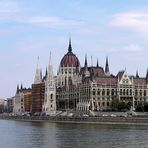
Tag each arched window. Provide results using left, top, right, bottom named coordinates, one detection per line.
left=107, top=89, right=110, bottom=96
left=126, top=89, right=129, bottom=95
left=97, top=89, right=100, bottom=95
left=102, top=89, right=105, bottom=96
left=123, top=89, right=125, bottom=95
left=111, top=89, right=114, bottom=96
left=93, top=89, right=96, bottom=95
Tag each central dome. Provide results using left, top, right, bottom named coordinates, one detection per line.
left=60, top=39, right=80, bottom=68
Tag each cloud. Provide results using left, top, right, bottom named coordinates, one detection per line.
left=23, top=16, right=84, bottom=29
left=0, top=0, right=21, bottom=21
left=122, top=44, right=144, bottom=53
left=110, top=11, right=148, bottom=32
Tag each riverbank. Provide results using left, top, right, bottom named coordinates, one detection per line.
left=1, top=115, right=148, bottom=125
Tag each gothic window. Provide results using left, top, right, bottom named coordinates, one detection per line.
left=102, top=89, right=105, bottom=96
left=135, top=90, right=138, bottom=96
left=50, top=94, right=53, bottom=101
left=111, top=89, right=114, bottom=96
left=140, top=90, right=142, bottom=96
left=102, top=102, right=105, bottom=106
left=97, top=89, right=100, bottom=95
left=93, top=89, right=96, bottom=95
left=107, top=89, right=110, bottom=96
left=107, top=102, right=109, bottom=106
left=130, top=89, right=132, bottom=95
left=120, top=89, right=122, bottom=95
left=144, top=90, right=146, bottom=96
left=123, top=89, right=125, bottom=95
left=126, top=89, right=129, bottom=95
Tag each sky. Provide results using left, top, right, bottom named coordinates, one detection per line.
left=1, top=0, right=148, bottom=98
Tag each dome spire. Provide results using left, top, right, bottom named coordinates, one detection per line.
left=84, top=54, right=88, bottom=67
left=68, top=37, right=72, bottom=52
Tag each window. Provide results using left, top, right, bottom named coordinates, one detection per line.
left=97, top=89, right=100, bottom=95
left=107, top=89, right=110, bottom=96
left=111, top=89, right=114, bottom=96
left=102, top=89, right=105, bottom=96
left=93, top=89, right=96, bottom=95
left=144, top=90, right=146, bottom=96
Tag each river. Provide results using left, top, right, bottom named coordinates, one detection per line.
left=0, top=120, right=148, bottom=148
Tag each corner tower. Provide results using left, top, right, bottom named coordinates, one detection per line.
left=43, top=54, right=56, bottom=115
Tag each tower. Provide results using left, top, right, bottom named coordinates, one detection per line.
left=31, top=56, right=44, bottom=114
left=43, top=53, right=56, bottom=115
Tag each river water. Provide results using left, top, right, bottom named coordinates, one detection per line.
left=0, top=120, right=148, bottom=148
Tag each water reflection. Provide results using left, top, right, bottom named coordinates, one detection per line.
left=0, top=120, right=148, bottom=148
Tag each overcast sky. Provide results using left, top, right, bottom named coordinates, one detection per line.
left=1, top=0, right=148, bottom=98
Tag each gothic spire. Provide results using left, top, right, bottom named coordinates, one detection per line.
left=21, top=83, right=23, bottom=90
left=16, top=84, right=19, bottom=94
left=136, top=70, right=139, bottom=78
left=68, top=37, right=72, bottom=52
left=105, top=56, right=110, bottom=75
left=47, top=52, right=54, bottom=80
left=34, top=56, right=42, bottom=84
left=45, top=67, right=48, bottom=76
left=84, top=54, right=88, bottom=67
left=146, top=69, right=148, bottom=78
left=96, top=58, right=99, bottom=68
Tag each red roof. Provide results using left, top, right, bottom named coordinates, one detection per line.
left=95, top=77, right=117, bottom=84
left=133, top=78, right=147, bottom=85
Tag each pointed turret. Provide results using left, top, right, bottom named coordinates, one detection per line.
left=47, top=53, right=54, bottom=81
left=68, top=37, right=72, bottom=52
left=105, top=56, right=110, bottom=75
left=84, top=54, right=88, bottom=67
left=83, top=54, right=90, bottom=78
left=146, top=69, right=148, bottom=78
left=96, top=59, right=99, bottom=68
left=45, top=67, right=48, bottom=76
left=34, top=56, right=42, bottom=84
left=21, top=83, right=23, bottom=90
left=16, top=84, right=19, bottom=94
left=136, top=70, right=139, bottom=78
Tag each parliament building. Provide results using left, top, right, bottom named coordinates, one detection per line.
left=13, top=39, right=148, bottom=115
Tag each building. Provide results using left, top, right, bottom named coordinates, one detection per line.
left=0, top=99, right=7, bottom=113
left=7, top=97, right=14, bottom=113
left=13, top=84, right=32, bottom=114
left=24, top=88, right=32, bottom=112
left=42, top=55, right=56, bottom=115
left=31, top=57, right=45, bottom=114
left=15, top=38, right=148, bottom=115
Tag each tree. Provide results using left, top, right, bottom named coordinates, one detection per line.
left=118, top=101, right=128, bottom=111
left=111, top=98, right=119, bottom=111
